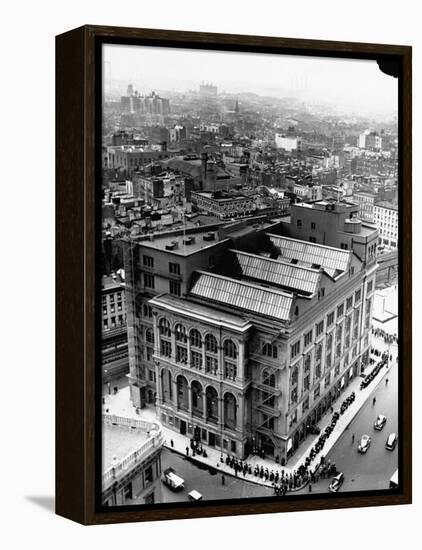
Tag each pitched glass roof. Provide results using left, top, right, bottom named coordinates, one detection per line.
left=267, top=234, right=351, bottom=274
left=231, top=249, right=320, bottom=296
left=190, top=271, right=293, bottom=321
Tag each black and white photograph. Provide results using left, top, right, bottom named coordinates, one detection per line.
left=100, top=43, right=400, bottom=508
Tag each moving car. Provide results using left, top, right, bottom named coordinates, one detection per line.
left=188, top=490, right=203, bottom=501
left=374, top=414, right=387, bottom=431
left=358, top=434, right=371, bottom=453
left=386, top=432, right=398, bottom=451
left=329, top=472, right=344, bottom=493
left=161, top=467, right=185, bottom=491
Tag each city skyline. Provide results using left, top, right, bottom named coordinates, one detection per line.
left=103, top=44, right=398, bottom=120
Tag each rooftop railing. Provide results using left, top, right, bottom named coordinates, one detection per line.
left=102, top=414, right=163, bottom=490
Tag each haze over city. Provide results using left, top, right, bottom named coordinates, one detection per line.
left=104, top=44, right=398, bottom=120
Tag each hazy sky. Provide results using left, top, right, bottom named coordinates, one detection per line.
left=103, top=44, right=398, bottom=119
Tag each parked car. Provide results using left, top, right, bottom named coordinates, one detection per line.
left=358, top=434, right=371, bottom=453
left=386, top=433, right=398, bottom=451
left=329, top=472, right=344, bottom=493
left=188, top=490, right=203, bottom=501
left=374, top=414, right=387, bottom=431
left=161, top=467, right=185, bottom=491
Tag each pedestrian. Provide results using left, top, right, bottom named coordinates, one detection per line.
left=373, top=397, right=376, bottom=406
left=185, top=447, right=189, bottom=456
left=170, top=439, right=174, bottom=448
left=385, top=378, right=389, bottom=386
left=308, top=483, right=312, bottom=493
left=352, top=433, right=355, bottom=443
left=222, top=474, right=225, bottom=486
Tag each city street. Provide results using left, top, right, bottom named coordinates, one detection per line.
left=296, top=358, right=398, bottom=495
left=159, top=448, right=273, bottom=503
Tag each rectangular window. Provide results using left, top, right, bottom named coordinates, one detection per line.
left=169, top=280, right=181, bottom=296
left=143, top=255, right=154, bottom=268
left=314, top=385, right=320, bottom=400
left=191, top=350, right=203, bottom=369
left=309, top=236, right=317, bottom=243
left=224, top=361, right=237, bottom=381
left=303, top=374, right=310, bottom=391
left=346, top=296, right=353, bottom=311
left=327, top=312, right=334, bottom=327
left=143, top=304, right=152, bottom=317
left=291, top=340, right=301, bottom=359
left=291, top=387, right=298, bottom=404
left=337, top=303, right=344, bottom=319
left=205, top=356, right=218, bottom=375
left=324, top=373, right=331, bottom=388
left=316, top=320, right=324, bottom=337
left=146, top=347, right=153, bottom=361
left=335, top=364, right=340, bottom=377
left=160, top=340, right=171, bottom=358
left=302, top=397, right=309, bottom=413
left=355, top=289, right=362, bottom=303
left=169, top=262, right=180, bottom=275
left=144, top=273, right=155, bottom=289
left=297, top=219, right=302, bottom=227
left=311, top=222, right=316, bottom=230
left=367, top=280, right=373, bottom=293
left=304, top=330, right=313, bottom=347
left=176, top=346, right=187, bottom=364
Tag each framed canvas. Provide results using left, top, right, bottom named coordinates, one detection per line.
left=56, top=25, right=412, bottom=525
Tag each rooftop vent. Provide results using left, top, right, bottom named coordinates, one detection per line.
left=165, top=240, right=179, bottom=250
left=203, top=232, right=216, bottom=241
left=183, top=236, right=196, bottom=245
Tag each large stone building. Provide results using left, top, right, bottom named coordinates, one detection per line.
left=122, top=203, right=378, bottom=464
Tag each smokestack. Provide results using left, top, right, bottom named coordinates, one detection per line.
left=201, top=152, right=208, bottom=189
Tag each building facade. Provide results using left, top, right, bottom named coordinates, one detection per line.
left=102, top=274, right=129, bottom=381
left=122, top=205, right=378, bottom=464
left=373, top=202, right=398, bottom=249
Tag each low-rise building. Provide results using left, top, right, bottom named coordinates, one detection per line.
left=102, top=414, right=164, bottom=506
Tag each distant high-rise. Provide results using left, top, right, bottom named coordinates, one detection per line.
left=199, top=82, right=218, bottom=97
left=121, top=86, right=170, bottom=115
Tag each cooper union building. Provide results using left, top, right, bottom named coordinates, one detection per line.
left=122, top=200, right=378, bottom=465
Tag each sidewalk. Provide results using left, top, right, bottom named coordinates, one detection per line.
left=103, top=332, right=396, bottom=489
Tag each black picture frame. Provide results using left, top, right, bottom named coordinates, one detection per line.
left=56, top=25, right=412, bottom=525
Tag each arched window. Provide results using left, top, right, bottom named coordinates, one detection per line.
left=205, top=334, right=218, bottom=353
left=158, top=318, right=171, bottom=337
left=175, top=324, right=187, bottom=342
left=176, top=375, right=189, bottom=410
left=223, top=339, right=237, bottom=359
left=191, top=381, right=203, bottom=415
left=206, top=386, right=219, bottom=421
left=224, top=392, right=237, bottom=429
left=262, top=342, right=278, bottom=359
left=145, top=328, right=154, bottom=344
left=190, top=329, right=202, bottom=348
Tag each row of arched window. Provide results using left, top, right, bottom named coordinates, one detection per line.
left=158, top=318, right=238, bottom=359
left=160, top=369, right=238, bottom=429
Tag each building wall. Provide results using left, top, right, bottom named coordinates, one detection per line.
left=373, top=205, right=398, bottom=248
left=102, top=447, right=162, bottom=506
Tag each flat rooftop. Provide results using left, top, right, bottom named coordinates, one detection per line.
left=102, top=424, right=148, bottom=473
left=140, top=230, right=228, bottom=256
